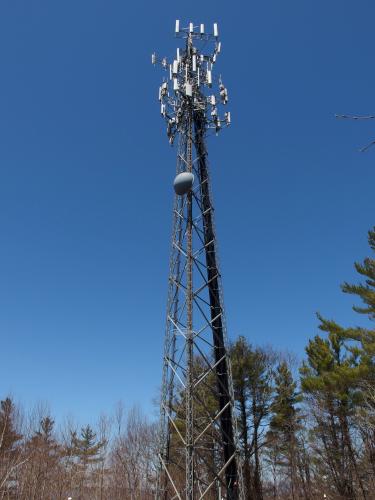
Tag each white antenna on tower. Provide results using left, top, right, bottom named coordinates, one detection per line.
left=151, top=20, right=232, bottom=144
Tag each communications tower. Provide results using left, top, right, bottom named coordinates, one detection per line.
left=153, top=21, right=244, bottom=500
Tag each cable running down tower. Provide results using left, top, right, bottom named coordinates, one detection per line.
left=153, top=20, right=243, bottom=500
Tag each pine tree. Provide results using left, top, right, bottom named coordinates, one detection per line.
left=231, top=339, right=274, bottom=500
left=247, top=346, right=274, bottom=500
left=0, top=398, right=23, bottom=497
left=70, top=425, right=106, bottom=467
left=342, top=227, right=375, bottom=319
left=299, top=226, right=375, bottom=499
left=69, top=425, right=106, bottom=498
left=21, top=416, right=63, bottom=498
left=230, top=336, right=252, bottom=499
left=0, top=398, right=22, bottom=453
left=339, top=226, right=375, bottom=492
left=266, top=361, right=302, bottom=499
left=300, top=329, right=365, bottom=498
left=341, top=227, right=375, bottom=376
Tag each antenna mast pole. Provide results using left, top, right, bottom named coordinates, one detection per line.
left=185, top=33, right=194, bottom=499
left=153, top=21, right=243, bottom=500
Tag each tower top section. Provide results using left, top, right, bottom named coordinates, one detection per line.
left=152, top=20, right=231, bottom=144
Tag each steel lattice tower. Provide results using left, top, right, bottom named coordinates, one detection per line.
left=153, top=21, right=244, bottom=500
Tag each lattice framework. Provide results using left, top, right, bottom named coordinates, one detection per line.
left=153, top=21, right=244, bottom=500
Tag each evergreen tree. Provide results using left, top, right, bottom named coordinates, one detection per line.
left=266, top=361, right=303, bottom=499
left=342, top=226, right=375, bottom=319
left=230, top=337, right=252, bottom=499
left=69, top=425, right=106, bottom=498
left=70, top=425, right=106, bottom=467
left=247, top=346, right=274, bottom=500
left=0, top=398, right=22, bottom=497
left=341, top=227, right=375, bottom=378
left=0, top=398, right=22, bottom=453
left=21, top=416, right=63, bottom=499
left=339, top=226, right=375, bottom=492
left=300, top=329, right=365, bottom=498
left=300, top=226, right=375, bottom=499
left=231, top=339, right=274, bottom=500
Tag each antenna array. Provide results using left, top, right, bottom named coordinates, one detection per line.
left=152, top=21, right=230, bottom=144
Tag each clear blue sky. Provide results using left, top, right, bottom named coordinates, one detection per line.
left=0, top=0, right=374, bottom=424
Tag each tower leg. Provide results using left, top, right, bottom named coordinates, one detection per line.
left=195, top=113, right=238, bottom=500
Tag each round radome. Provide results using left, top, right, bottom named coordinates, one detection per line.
left=173, top=172, right=194, bottom=195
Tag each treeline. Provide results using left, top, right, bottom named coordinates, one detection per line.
left=0, top=403, right=158, bottom=499
left=232, top=227, right=375, bottom=500
left=1, top=227, right=374, bottom=499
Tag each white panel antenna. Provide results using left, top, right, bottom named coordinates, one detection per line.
left=154, top=19, right=232, bottom=139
